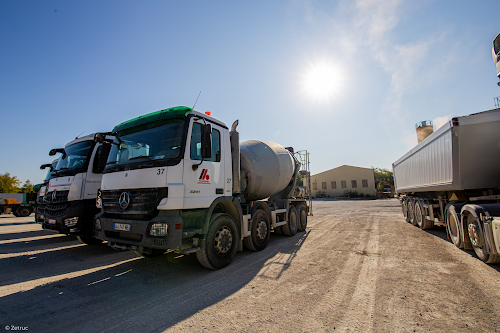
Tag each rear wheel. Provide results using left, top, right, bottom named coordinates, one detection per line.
left=401, top=199, right=409, bottom=221
left=407, top=198, right=417, bottom=226
left=466, top=214, right=500, bottom=264
left=244, top=209, right=271, bottom=251
left=17, top=206, right=31, bottom=217
left=196, top=213, right=238, bottom=270
left=274, top=226, right=283, bottom=236
left=282, top=205, right=298, bottom=237
left=296, top=204, right=307, bottom=232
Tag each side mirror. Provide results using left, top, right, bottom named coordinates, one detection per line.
left=201, top=124, right=212, bottom=159
left=94, top=133, right=105, bottom=143
left=49, top=148, right=64, bottom=156
left=40, top=164, right=51, bottom=170
left=97, top=142, right=112, bottom=172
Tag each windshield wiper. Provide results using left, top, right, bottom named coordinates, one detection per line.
left=128, top=155, right=154, bottom=161
left=54, top=167, right=70, bottom=176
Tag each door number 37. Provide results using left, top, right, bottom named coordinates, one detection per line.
left=157, top=168, right=165, bottom=175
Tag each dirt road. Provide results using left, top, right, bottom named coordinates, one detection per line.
left=1, top=199, right=499, bottom=332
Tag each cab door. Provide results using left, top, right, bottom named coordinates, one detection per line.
left=83, top=144, right=105, bottom=200
left=183, top=118, right=225, bottom=209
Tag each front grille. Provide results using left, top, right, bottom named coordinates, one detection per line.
left=43, top=190, right=69, bottom=204
left=102, top=187, right=167, bottom=220
left=45, top=203, right=68, bottom=218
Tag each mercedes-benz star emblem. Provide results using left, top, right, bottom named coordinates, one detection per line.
left=52, top=191, right=57, bottom=201
left=119, top=192, right=130, bottom=209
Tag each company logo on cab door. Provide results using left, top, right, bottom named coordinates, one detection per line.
left=197, top=169, right=210, bottom=184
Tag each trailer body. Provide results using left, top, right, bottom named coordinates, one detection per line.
left=393, top=108, right=500, bottom=263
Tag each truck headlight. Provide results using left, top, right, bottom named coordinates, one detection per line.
left=150, top=223, right=168, bottom=237
left=64, top=217, right=79, bottom=227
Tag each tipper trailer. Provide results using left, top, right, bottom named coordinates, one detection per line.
left=393, top=108, right=500, bottom=263
left=39, top=134, right=113, bottom=244
left=94, top=106, right=310, bottom=269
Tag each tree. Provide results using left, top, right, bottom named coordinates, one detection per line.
left=20, top=180, right=34, bottom=193
left=372, top=167, right=394, bottom=188
left=0, top=173, right=21, bottom=193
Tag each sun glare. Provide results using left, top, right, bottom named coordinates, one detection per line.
left=302, top=62, right=343, bottom=102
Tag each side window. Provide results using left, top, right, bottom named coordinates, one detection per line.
left=92, top=145, right=102, bottom=174
left=190, top=122, right=221, bottom=162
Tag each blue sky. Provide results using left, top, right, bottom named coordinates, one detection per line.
left=1, top=0, right=499, bottom=185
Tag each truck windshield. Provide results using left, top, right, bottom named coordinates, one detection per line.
left=105, top=119, right=185, bottom=169
left=54, top=141, right=94, bottom=176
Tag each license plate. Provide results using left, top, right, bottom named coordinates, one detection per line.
left=48, top=219, right=56, bottom=224
left=114, top=223, right=131, bottom=232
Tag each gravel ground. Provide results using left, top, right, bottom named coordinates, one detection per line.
left=1, top=199, right=499, bottom=333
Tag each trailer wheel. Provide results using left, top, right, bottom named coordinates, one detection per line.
left=17, top=206, right=31, bottom=217
left=407, top=198, right=416, bottom=225
left=401, top=198, right=409, bottom=221
left=76, top=235, right=103, bottom=245
left=244, top=209, right=271, bottom=252
left=196, top=213, right=238, bottom=270
left=134, top=249, right=165, bottom=258
left=296, top=204, right=307, bottom=232
left=466, top=214, right=500, bottom=264
left=414, top=199, right=425, bottom=228
left=282, top=206, right=298, bottom=237
left=446, top=206, right=463, bottom=248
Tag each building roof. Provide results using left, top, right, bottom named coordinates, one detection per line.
left=311, top=165, right=374, bottom=177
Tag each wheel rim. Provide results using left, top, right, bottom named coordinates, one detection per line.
left=468, top=222, right=483, bottom=248
left=256, top=220, right=267, bottom=241
left=402, top=201, right=408, bottom=219
left=415, top=202, right=423, bottom=227
left=214, top=226, right=233, bottom=256
left=408, top=201, right=414, bottom=223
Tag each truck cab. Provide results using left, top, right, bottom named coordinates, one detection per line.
left=35, top=158, right=59, bottom=223
left=41, top=134, right=112, bottom=244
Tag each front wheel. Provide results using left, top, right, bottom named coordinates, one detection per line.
left=196, top=213, right=238, bottom=270
left=17, top=206, right=32, bottom=217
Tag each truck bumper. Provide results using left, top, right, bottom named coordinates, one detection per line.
left=94, top=210, right=183, bottom=250
left=41, top=201, right=92, bottom=236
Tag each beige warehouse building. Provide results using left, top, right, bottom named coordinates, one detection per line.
left=311, top=165, right=376, bottom=198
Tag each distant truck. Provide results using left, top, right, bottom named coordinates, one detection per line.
left=0, top=193, right=37, bottom=217
left=393, top=108, right=500, bottom=264
left=39, top=134, right=112, bottom=244
left=94, top=106, right=309, bottom=269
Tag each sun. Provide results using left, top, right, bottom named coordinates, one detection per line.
left=302, top=62, right=343, bottom=102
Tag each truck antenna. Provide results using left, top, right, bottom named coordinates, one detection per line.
left=75, top=131, right=85, bottom=139
left=192, top=91, right=201, bottom=110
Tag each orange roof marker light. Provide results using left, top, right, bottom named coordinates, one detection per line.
left=205, top=111, right=212, bottom=116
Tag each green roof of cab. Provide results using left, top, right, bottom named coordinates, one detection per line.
left=112, top=106, right=193, bottom=134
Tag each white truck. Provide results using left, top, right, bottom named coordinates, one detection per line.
left=34, top=158, right=59, bottom=223
left=39, top=134, right=112, bottom=244
left=93, top=106, right=309, bottom=269
left=393, top=108, right=500, bottom=264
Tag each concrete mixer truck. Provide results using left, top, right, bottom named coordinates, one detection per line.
left=93, top=106, right=309, bottom=269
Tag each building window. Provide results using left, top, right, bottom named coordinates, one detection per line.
left=322, top=182, right=327, bottom=190
left=362, top=179, right=368, bottom=188
left=331, top=181, right=336, bottom=189
left=351, top=180, right=357, bottom=188
left=341, top=181, right=347, bottom=189
left=313, top=183, right=318, bottom=190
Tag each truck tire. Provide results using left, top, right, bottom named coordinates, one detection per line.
left=414, top=199, right=433, bottom=230
left=17, top=206, right=31, bottom=217
left=401, top=198, right=409, bottom=221
left=274, top=226, right=283, bottom=236
left=196, top=213, right=238, bottom=270
left=466, top=214, right=500, bottom=264
left=446, top=206, right=463, bottom=248
left=134, top=249, right=165, bottom=258
left=296, top=204, right=307, bottom=232
left=408, top=198, right=417, bottom=226
left=76, top=235, right=103, bottom=245
left=403, top=197, right=412, bottom=223
left=243, top=209, right=270, bottom=252
left=282, top=205, right=298, bottom=237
